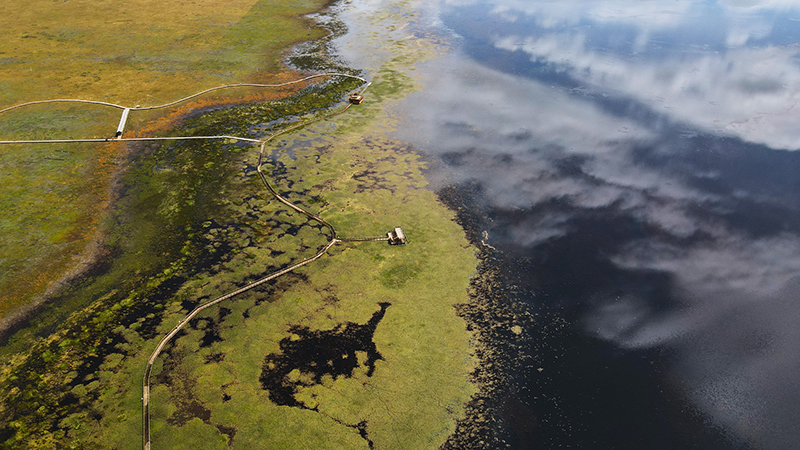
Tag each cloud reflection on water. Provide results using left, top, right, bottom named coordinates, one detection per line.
left=608, top=235, right=800, bottom=448
left=395, top=0, right=800, bottom=448
left=495, top=36, right=800, bottom=150
left=463, top=0, right=800, bottom=151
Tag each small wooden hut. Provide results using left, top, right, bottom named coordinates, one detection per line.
left=349, top=93, right=364, bottom=104
left=387, top=227, right=407, bottom=245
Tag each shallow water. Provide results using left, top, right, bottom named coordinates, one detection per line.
left=342, top=1, right=800, bottom=448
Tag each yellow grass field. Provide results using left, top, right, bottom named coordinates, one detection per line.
left=0, top=0, right=328, bottom=105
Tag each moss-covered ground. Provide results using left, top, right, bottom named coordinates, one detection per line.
left=0, top=2, right=481, bottom=449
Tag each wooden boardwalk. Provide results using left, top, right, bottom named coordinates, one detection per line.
left=140, top=86, right=390, bottom=450
left=0, top=74, right=404, bottom=450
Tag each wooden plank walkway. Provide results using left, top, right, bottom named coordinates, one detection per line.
left=140, top=89, right=386, bottom=450
left=115, top=108, right=130, bottom=138
left=0, top=73, right=398, bottom=450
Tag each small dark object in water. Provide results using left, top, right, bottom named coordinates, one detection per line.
left=387, top=227, right=407, bottom=245
left=349, top=93, right=364, bottom=104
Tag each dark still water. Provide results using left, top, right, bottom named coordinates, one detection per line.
left=393, top=1, right=800, bottom=449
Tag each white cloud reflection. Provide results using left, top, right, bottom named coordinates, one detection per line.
left=404, top=54, right=715, bottom=238
left=448, top=0, right=695, bottom=30
left=443, top=0, right=800, bottom=150
left=495, top=35, right=800, bottom=150
left=447, top=0, right=800, bottom=42
left=595, top=235, right=800, bottom=448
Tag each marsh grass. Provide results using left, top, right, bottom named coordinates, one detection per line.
left=0, top=0, right=338, bottom=322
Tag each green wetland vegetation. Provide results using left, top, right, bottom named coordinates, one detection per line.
left=0, top=44, right=480, bottom=450
left=0, top=0, right=336, bottom=322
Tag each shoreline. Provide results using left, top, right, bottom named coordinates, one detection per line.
left=436, top=183, right=536, bottom=449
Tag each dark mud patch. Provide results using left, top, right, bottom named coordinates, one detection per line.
left=160, top=348, right=236, bottom=445
left=216, top=423, right=237, bottom=447
left=190, top=306, right=231, bottom=348
left=352, top=420, right=374, bottom=450
left=221, top=381, right=236, bottom=403
left=204, top=352, right=226, bottom=364
left=167, top=399, right=212, bottom=426
left=352, top=168, right=395, bottom=194
left=259, top=302, right=391, bottom=409
left=330, top=417, right=374, bottom=449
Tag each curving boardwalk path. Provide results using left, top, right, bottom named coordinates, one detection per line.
left=0, top=73, right=368, bottom=143
left=142, top=85, right=389, bottom=450
left=0, top=74, right=395, bottom=449
left=0, top=73, right=367, bottom=115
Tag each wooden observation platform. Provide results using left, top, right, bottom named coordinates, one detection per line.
left=349, top=93, right=364, bottom=104
left=387, top=227, right=407, bottom=245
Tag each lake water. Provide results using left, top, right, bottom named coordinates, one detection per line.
left=336, top=1, right=800, bottom=449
